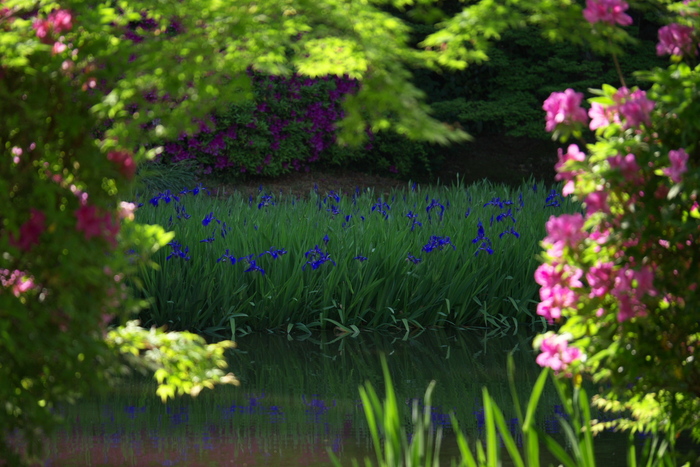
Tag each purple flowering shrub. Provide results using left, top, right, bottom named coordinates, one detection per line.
left=153, top=70, right=431, bottom=180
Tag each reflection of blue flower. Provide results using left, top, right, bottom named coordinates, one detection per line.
left=303, top=245, right=336, bottom=270
left=422, top=235, right=456, bottom=253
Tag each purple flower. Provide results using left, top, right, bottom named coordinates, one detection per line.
left=202, top=212, right=215, bottom=226
left=353, top=256, right=368, bottom=262
left=422, top=235, right=456, bottom=253
left=303, top=245, right=336, bottom=270
left=217, top=249, right=237, bottom=265
left=407, top=253, right=422, bottom=264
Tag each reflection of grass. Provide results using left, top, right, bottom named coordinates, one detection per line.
left=133, top=178, right=580, bottom=337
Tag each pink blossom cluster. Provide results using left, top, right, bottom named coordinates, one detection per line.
left=663, top=148, right=689, bottom=183
left=0, top=269, right=37, bottom=297
left=107, top=150, right=137, bottom=180
left=535, top=262, right=583, bottom=323
left=75, top=205, right=120, bottom=247
left=589, top=87, right=655, bottom=130
left=611, top=265, right=656, bottom=322
left=33, top=9, right=73, bottom=44
left=554, top=144, right=586, bottom=196
left=535, top=332, right=585, bottom=374
left=9, top=208, right=46, bottom=252
left=582, top=0, right=633, bottom=26
left=657, top=23, right=696, bottom=57
left=542, top=89, right=589, bottom=132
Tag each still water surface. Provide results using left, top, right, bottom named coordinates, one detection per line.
left=44, top=329, right=632, bottom=466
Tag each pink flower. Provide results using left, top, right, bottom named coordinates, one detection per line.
left=584, top=190, right=610, bottom=215
left=588, top=102, right=620, bottom=130
left=583, top=0, right=633, bottom=26
left=657, top=23, right=696, bottom=57
left=587, top=261, right=614, bottom=297
left=618, top=89, right=655, bottom=129
left=542, top=89, right=589, bottom=132
left=1, top=269, right=37, bottom=297
left=544, top=213, right=586, bottom=257
left=612, top=265, right=656, bottom=322
left=555, top=144, right=586, bottom=195
left=32, top=9, right=72, bottom=43
left=609, top=153, right=642, bottom=183
left=52, top=41, right=67, bottom=55
left=535, top=332, right=585, bottom=374
left=75, top=205, right=120, bottom=247
left=48, top=9, right=73, bottom=34
left=663, top=148, right=689, bottom=183
left=107, top=150, right=137, bottom=180
left=9, top=208, right=46, bottom=252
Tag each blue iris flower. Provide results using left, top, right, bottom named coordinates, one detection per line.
left=175, top=204, right=191, bottom=220
left=353, top=256, right=368, bottom=262
left=406, top=211, right=422, bottom=231
left=259, top=247, right=287, bottom=259
left=323, top=234, right=330, bottom=245
left=407, top=253, right=422, bottom=264
left=544, top=189, right=562, bottom=208
left=243, top=258, right=265, bottom=275
left=465, top=208, right=471, bottom=218
left=499, top=227, right=521, bottom=239
left=258, top=194, right=275, bottom=209
left=425, top=199, right=445, bottom=220
left=166, top=241, right=190, bottom=261
left=422, top=235, right=456, bottom=253
left=202, top=212, right=215, bottom=226
left=496, top=208, right=516, bottom=223
left=216, top=249, right=237, bottom=265
left=303, top=245, right=336, bottom=270
left=327, top=205, right=340, bottom=216
left=371, top=199, right=391, bottom=219
left=472, top=220, right=494, bottom=256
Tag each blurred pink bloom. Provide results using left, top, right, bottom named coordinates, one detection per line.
left=75, top=205, right=120, bottom=247
left=48, top=9, right=73, bottom=33
left=118, top=202, right=137, bottom=221
left=612, top=265, right=656, bottom=322
left=657, top=23, right=696, bottom=57
left=583, top=0, right=633, bottom=26
left=663, top=148, right=689, bottom=183
left=555, top=144, right=586, bottom=195
left=32, top=9, right=72, bottom=42
left=0, top=269, right=37, bottom=297
left=609, top=153, right=642, bottom=183
left=588, top=102, right=620, bottom=130
left=618, top=89, right=655, bottom=129
left=9, top=208, right=46, bottom=252
left=535, top=333, right=584, bottom=374
left=52, top=41, right=67, bottom=55
left=544, top=213, right=586, bottom=257
left=587, top=261, right=614, bottom=297
left=543, top=89, right=589, bottom=132
left=107, top=150, right=137, bottom=180
left=584, top=190, right=610, bottom=215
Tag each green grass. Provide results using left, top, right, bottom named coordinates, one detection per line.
left=131, top=178, right=581, bottom=338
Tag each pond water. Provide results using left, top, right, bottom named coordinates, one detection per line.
left=42, top=329, right=638, bottom=466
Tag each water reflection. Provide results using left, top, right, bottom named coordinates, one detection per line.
left=43, top=330, right=630, bottom=466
